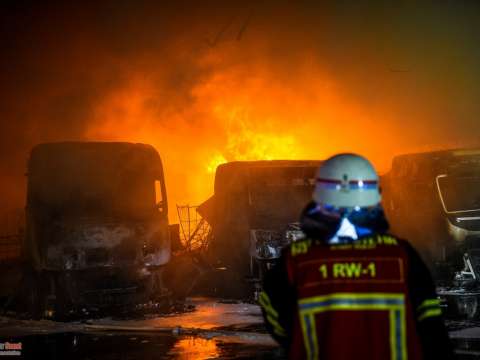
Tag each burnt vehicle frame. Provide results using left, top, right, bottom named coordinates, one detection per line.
left=198, top=160, right=322, bottom=298
left=381, top=148, right=480, bottom=319
left=22, top=142, right=171, bottom=318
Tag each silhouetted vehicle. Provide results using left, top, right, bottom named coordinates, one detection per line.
left=22, top=142, right=171, bottom=318
left=198, top=160, right=322, bottom=298
left=382, top=148, right=480, bottom=318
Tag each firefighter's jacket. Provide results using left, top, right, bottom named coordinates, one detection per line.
left=260, top=234, right=453, bottom=360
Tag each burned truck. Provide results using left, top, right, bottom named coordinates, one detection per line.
left=381, top=148, right=480, bottom=318
left=198, top=160, right=322, bottom=298
left=22, top=142, right=171, bottom=318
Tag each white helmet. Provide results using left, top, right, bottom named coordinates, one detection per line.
left=313, top=153, right=381, bottom=209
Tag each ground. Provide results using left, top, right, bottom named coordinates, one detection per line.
left=0, top=298, right=479, bottom=359
left=0, top=298, right=285, bottom=359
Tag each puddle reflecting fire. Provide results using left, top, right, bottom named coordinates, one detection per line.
left=170, top=336, right=219, bottom=359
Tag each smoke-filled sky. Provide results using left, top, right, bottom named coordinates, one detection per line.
left=1, top=0, right=480, bottom=220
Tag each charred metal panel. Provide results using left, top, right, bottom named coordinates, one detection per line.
left=198, top=160, right=322, bottom=292
left=250, top=223, right=304, bottom=260
left=25, top=142, right=171, bottom=271
left=381, top=148, right=480, bottom=265
left=200, top=160, right=322, bottom=233
left=380, top=146, right=480, bottom=318
left=44, top=220, right=170, bottom=270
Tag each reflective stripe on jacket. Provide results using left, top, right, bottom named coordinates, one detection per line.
left=260, top=234, right=453, bottom=360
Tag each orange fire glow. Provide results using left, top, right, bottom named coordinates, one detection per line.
left=85, top=46, right=419, bottom=222
left=3, top=1, right=479, bottom=225
left=170, top=337, right=219, bottom=360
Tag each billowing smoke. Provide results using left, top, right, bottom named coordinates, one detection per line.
left=1, top=0, right=480, bottom=222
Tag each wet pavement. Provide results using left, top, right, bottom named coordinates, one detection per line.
left=2, top=332, right=285, bottom=359
left=448, top=320, right=480, bottom=359
left=1, top=298, right=480, bottom=359
left=0, top=298, right=285, bottom=359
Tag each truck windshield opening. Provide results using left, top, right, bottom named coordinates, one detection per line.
left=437, top=175, right=480, bottom=213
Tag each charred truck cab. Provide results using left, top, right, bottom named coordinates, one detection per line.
left=198, top=160, right=322, bottom=298
left=24, top=142, right=171, bottom=318
left=382, top=148, right=480, bottom=318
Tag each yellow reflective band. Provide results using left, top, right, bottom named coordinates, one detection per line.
left=266, top=314, right=287, bottom=337
left=260, top=299, right=279, bottom=319
left=259, top=291, right=271, bottom=306
left=299, top=293, right=406, bottom=360
left=259, top=291, right=286, bottom=337
left=418, top=308, right=442, bottom=322
left=299, top=292, right=406, bottom=305
left=417, top=298, right=441, bottom=312
left=300, top=313, right=318, bottom=358
left=389, top=311, right=397, bottom=360
left=259, top=292, right=279, bottom=318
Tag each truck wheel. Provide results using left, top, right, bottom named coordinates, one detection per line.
left=456, top=295, right=480, bottom=319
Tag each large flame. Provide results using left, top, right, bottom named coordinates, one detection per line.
left=2, top=1, right=480, bottom=223
left=85, top=43, right=429, bottom=222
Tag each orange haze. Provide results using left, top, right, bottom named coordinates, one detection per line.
left=2, top=2, right=480, bottom=223
left=86, top=48, right=412, bottom=221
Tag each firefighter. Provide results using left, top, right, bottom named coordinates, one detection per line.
left=260, top=153, right=453, bottom=359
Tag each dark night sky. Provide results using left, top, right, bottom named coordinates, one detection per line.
left=1, top=0, right=480, bottom=217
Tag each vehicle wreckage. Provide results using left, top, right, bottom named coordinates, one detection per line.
left=20, top=142, right=173, bottom=318
left=197, top=160, right=322, bottom=298
left=197, top=150, right=480, bottom=311
left=382, top=148, right=480, bottom=319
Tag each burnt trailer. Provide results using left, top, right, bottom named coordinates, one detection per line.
left=198, top=160, right=322, bottom=298
left=381, top=148, right=480, bottom=318
left=22, top=142, right=171, bottom=318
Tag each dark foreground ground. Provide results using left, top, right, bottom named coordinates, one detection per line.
left=0, top=298, right=284, bottom=359
left=2, top=332, right=284, bottom=359
left=0, top=298, right=479, bottom=359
